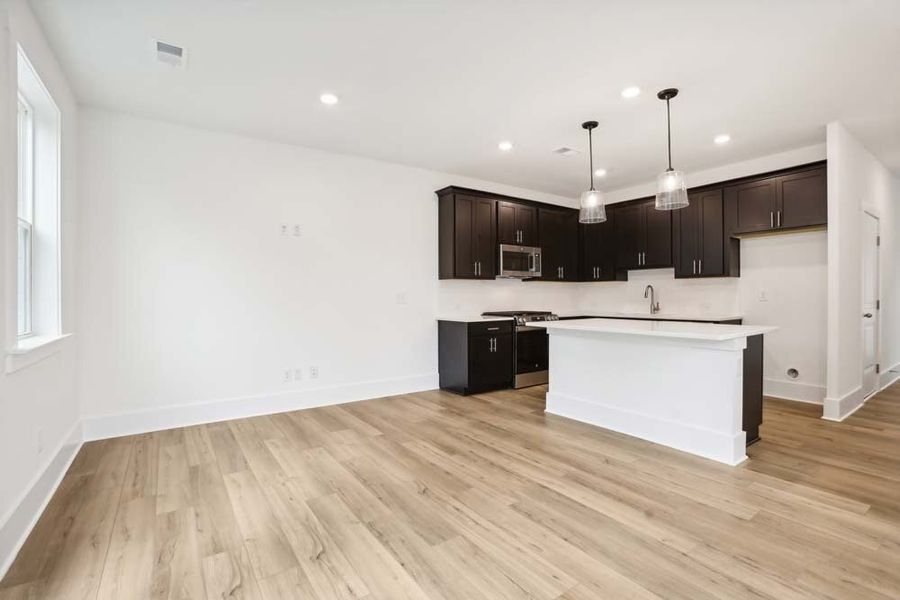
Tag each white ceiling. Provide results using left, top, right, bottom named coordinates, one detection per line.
left=30, top=0, right=900, bottom=196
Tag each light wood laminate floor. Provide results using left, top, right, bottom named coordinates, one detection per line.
left=2, top=383, right=900, bottom=599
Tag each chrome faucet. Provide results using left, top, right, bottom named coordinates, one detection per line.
left=644, top=285, right=660, bottom=314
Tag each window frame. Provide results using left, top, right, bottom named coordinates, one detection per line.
left=17, top=93, right=35, bottom=339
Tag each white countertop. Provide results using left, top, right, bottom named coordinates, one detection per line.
left=556, top=310, right=744, bottom=323
left=437, top=315, right=514, bottom=323
left=528, top=318, right=775, bottom=341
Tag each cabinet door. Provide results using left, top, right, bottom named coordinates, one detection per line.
left=517, top=205, right=538, bottom=246
left=581, top=222, right=603, bottom=280
left=698, top=189, right=724, bottom=276
left=614, top=204, right=643, bottom=270
left=453, top=196, right=476, bottom=278
left=538, top=209, right=562, bottom=279
left=497, top=202, right=518, bottom=245
left=778, top=167, right=826, bottom=229
left=472, top=197, right=496, bottom=278
left=559, top=211, right=579, bottom=280
left=469, top=333, right=512, bottom=388
left=725, top=178, right=778, bottom=233
left=643, top=202, right=672, bottom=268
left=674, top=197, right=700, bottom=278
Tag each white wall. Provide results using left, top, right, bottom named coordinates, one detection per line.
left=825, top=122, right=900, bottom=419
left=0, top=0, right=80, bottom=577
left=76, top=108, right=577, bottom=436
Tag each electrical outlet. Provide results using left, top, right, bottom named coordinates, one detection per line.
left=283, top=369, right=292, bottom=382
left=758, top=290, right=768, bottom=302
left=293, top=224, right=301, bottom=237
left=294, top=368, right=303, bottom=381
left=281, top=224, right=289, bottom=236
left=309, top=366, right=319, bottom=379
left=396, top=292, right=408, bottom=305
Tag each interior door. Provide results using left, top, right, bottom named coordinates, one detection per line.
left=862, top=211, right=880, bottom=398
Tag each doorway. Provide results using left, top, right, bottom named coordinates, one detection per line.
left=862, top=211, right=880, bottom=398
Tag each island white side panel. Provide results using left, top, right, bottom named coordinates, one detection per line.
left=544, top=330, right=747, bottom=465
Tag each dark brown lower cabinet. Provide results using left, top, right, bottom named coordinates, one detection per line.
left=438, top=320, right=513, bottom=395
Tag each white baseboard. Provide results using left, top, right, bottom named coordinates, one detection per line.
left=0, top=420, right=83, bottom=580
left=82, top=373, right=439, bottom=441
left=822, top=385, right=865, bottom=421
left=880, top=362, right=900, bottom=391
left=763, top=378, right=825, bottom=404
left=546, top=391, right=746, bottom=466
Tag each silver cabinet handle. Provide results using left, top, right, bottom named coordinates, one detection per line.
left=637, top=252, right=641, bottom=266
left=692, top=259, right=696, bottom=275
left=770, top=211, right=774, bottom=228
left=597, top=266, right=601, bottom=278
left=699, top=259, right=702, bottom=274
left=777, top=210, right=781, bottom=228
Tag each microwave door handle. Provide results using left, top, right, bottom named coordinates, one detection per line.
left=528, top=252, right=534, bottom=272
left=533, top=252, right=541, bottom=274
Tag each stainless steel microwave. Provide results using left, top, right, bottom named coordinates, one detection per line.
left=498, top=244, right=542, bottom=278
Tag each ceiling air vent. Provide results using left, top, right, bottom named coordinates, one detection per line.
left=153, top=39, right=187, bottom=68
left=552, top=147, right=581, bottom=157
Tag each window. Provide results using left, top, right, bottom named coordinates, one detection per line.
left=17, top=95, right=34, bottom=337
left=15, top=46, right=61, bottom=347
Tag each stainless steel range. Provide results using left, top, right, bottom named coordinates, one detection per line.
left=481, top=311, right=559, bottom=388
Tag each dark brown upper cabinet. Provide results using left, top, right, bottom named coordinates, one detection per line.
left=438, top=191, right=496, bottom=279
left=497, top=201, right=537, bottom=246
left=724, top=164, right=826, bottom=235
left=673, top=188, right=731, bottom=278
left=580, top=216, right=624, bottom=281
left=538, top=208, right=579, bottom=281
left=614, top=199, right=672, bottom=270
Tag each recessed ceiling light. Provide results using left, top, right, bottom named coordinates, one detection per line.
left=621, top=86, right=641, bottom=99
left=594, top=168, right=607, bottom=177
left=714, top=134, right=731, bottom=145
left=498, top=141, right=513, bottom=151
left=320, top=93, right=339, bottom=105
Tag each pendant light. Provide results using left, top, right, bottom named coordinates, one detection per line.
left=655, top=88, right=688, bottom=210
left=579, top=120, right=607, bottom=223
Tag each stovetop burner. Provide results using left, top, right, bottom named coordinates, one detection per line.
left=482, top=311, right=559, bottom=325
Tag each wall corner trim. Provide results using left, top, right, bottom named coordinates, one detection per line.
left=0, top=421, right=83, bottom=580
left=822, top=385, right=865, bottom=421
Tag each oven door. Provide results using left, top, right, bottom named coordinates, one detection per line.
left=514, top=326, right=549, bottom=388
left=499, top=244, right=541, bottom=278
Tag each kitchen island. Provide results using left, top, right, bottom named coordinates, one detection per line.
left=528, top=318, right=776, bottom=465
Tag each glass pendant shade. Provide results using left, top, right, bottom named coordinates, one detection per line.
left=579, top=189, right=607, bottom=223
left=655, top=169, right=688, bottom=210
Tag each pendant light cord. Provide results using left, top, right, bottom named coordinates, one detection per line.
left=588, top=127, right=595, bottom=191
left=666, top=98, right=673, bottom=172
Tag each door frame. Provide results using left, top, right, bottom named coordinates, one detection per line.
left=861, top=209, right=881, bottom=398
